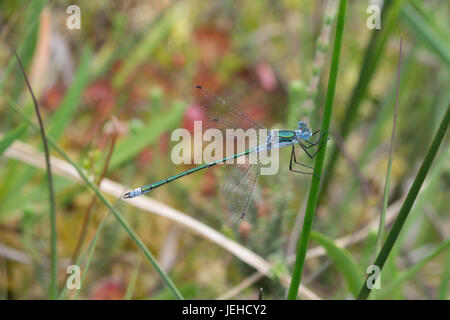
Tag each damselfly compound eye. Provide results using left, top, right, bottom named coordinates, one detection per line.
left=297, top=121, right=307, bottom=129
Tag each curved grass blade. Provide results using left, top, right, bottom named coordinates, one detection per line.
left=58, top=213, right=110, bottom=300
left=1, top=93, right=184, bottom=300
left=0, top=124, right=26, bottom=155
left=310, top=231, right=362, bottom=297
left=109, top=100, right=185, bottom=170
left=401, top=3, right=450, bottom=68
left=48, top=46, right=91, bottom=141
left=375, top=239, right=450, bottom=299
left=14, top=51, right=58, bottom=299
left=125, top=257, right=142, bottom=300
left=73, top=214, right=111, bottom=300
left=358, top=104, right=450, bottom=299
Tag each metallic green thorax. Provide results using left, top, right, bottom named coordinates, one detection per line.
left=278, top=130, right=296, bottom=142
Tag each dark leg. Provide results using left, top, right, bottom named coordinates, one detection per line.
left=289, top=146, right=322, bottom=178
left=302, top=130, right=328, bottom=148
left=298, top=137, right=327, bottom=159
left=291, top=145, right=315, bottom=169
left=289, top=146, right=313, bottom=174
left=301, top=130, right=320, bottom=147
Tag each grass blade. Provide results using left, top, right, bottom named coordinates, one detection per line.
left=112, top=8, right=175, bottom=88
left=0, top=0, right=46, bottom=92
left=1, top=93, right=184, bottom=300
left=73, top=214, right=110, bottom=300
left=376, top=239, right=450, bottom=298
left=438, top=250, right=450, bottom=300
left=0, top=124, right=26, bottom=155
left=72, top=119, right=118, bottom=263
left=310, top=231, right=362, bottom=297
left=388, top=148, right=449, bottom=267
left=319, top=0, right=405, bottom=199
left=58, top=213, right=110, bottom=300
left=125, top=257, right=142, bottom=300
left=401, top=4, right=450, bottom=68
left=287, top=0, right=347, bottom=300
left=358, top=104, right=450, bottom=299
left=409, top=0, right=447, bottom=39
left=375, top=37, right=402, bottom=255
left=109, top=100, right=186, bottom=170
left=48, top=46, right=92, bottom=141
left=287, top=0, right=338, bottom=129
left=13, top=51, right=58, bottom=299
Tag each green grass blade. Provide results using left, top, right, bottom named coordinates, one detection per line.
left=124, top=257, right=142, bottom=300
left=438, top=250, right=450, bottom=300
left=409, top=0, right=447, bottom=40
left=0, top=0, right=46, bottom=92
left=310, top=231, right=362, bottom=297
left=376, top=239, right=450, bottom=298
left=319, top=0, right=405, bottom=199
left=287, top=0, right=347, bottom=300
left=112, top=8, right=175, bottom=88
left=360, top=231, right=378, bottom=270
left=58, top=213, right=109, bottom=300
left=92, top=3, right=175, bottom=80
left=0, top=124, right=26, bottom=155
left=328, top=52, right=415, bottom=225
left=109, top=100, right=186, bottom=170
left=13, top=52, right=58, bottom=299
left=1, top=43, right=90, bottom=215
left=389, top=147, right=449, bottom=265
left=358, top=104, right=450, bottom=300
left=73, top=214, right=110, bottom=300
left=0, top=177, right=72, bottom=222
left=1, top=93, right=184, bottom=300
left=401, top=4, right=450, bottom=68
left=375, top=38, right=402, bottom=255
left=48, top=46, right=92, bottom=141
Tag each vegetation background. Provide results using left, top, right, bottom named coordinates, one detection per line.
left=0, top=0, right=448, bottom=300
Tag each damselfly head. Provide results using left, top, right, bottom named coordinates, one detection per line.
left=296, top=121, right=312, bottom=140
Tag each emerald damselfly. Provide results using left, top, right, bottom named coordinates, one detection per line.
left=124, top=85, right=326, bottom=223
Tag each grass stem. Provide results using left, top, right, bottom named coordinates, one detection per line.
left=358, top=104, right=449, bottom=299
left=287, top=0, right=347, bottom=300
left=14, top=51, right=58, bottom=299
left=1, top=93, right=184, bottom=300
left=319, top=0, right=404, bottom=201
left=375, top=37, right=403, bottom=255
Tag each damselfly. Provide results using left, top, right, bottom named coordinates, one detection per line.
left=124, top=85, right=327, bottom=223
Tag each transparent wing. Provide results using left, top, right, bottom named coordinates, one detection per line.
left=184, top=85, right=267, bottom=224
left=220, top=152, right=260, bottom=225
left=184, top=85, right=269, bottom=142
